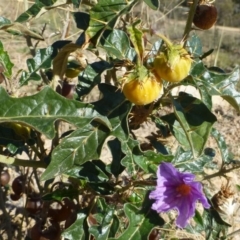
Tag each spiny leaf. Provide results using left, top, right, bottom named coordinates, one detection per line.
left=127, top=21, right=145, bottom=63
left=93, top=84, right=131, bottom=141
left=0, top=16, right=43, bottom=40
left=133, top=146, right=173, bottom=174
left=41, top=123, right=110, bottom=181
left=89, top=198, right=119, bottom=240
left=161, top=93, right=217, bottom=158
left=0, top=86, right=111, bottom=139
left=15, top=0, right=71, bottom=23
left=100, top=29, right=136, bottom=61
left=109, top=202, right=164, bottom=240
left=20, top=47, right=53, bottom=86
left=172, top=147, right=215, bottom=173
left=0, top=41, right=14, bottom=79
left=77, top=61, right=113, bottom=98
left=211, top=128, right=232, bottom=164
left=191, top=61, right=240, bottom=112
left=86, top=0, right=138, bottom=45
left=120, top=138, right=139, bottom=175
left=62, top=212, right=88, bottom=240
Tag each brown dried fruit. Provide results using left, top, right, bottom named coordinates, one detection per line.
left=193, top=4, right=217, bottom=30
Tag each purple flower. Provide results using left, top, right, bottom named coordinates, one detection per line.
left=149, top=162, right=210, bottom=228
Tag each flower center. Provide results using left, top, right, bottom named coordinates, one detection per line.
left=176, top=184, right=191, bottom=196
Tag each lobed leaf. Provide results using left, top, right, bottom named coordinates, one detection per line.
left=88, top=198, right=119, bottom=240
left=86, top=0, right=138, bottom=45
left=100, top=29, right=136, bottom=61
left=172, top=147, right=215, bottom=173
left=0, top=16, right=44, bottom=40
left=127, top=21, right=145, bottom=62
left=191, top=61, right=240, bottom=112
left=211, top=128, right=232, bottom=164
left=19, top=47, right=53, bottom=86
left=62, top=212, right=88, bottom=239
left=77, top=61, right=113, bottom=98
left=0, top=86, right=111, bottom=139
left=109, top=202, right=164, bottom=240
left=15, top=0, right=71, bottom=23
left=93, top=84, right=131, bottom=141
left=161, top=93, right=217, bottom=158
left=0, top=41, right=14, bottom=79
left=133, top=146, right=173, bottom=174
left=41, top=123, right=110, bottom=181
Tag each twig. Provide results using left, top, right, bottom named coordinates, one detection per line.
left=202, top=165, right=240, bottom=181
left=182, top=0, right=199, bottom=44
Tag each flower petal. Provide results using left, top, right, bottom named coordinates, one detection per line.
left=175, top=196, right=196, bottom=228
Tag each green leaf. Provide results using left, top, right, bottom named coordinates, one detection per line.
left=109, top=202, right=164, bottom=240
left=73, top=12, right=90, bottom=30
left=19, top=47, right=53, bottom=86
left=0, top=41, right=14, bottom=78
left=186, top=208, right=228, bottom=240
left=100, top=29, right=136, bottom=61
left=41, top=123, right=110, bottom=181
left=86, top=0, right=138, bottom=45
left=133, top=146, right=173, bottom=174
left=62, top=212, right=88, bottom=240
left=42, top=188, right=79, bottom=201
left=15, top=0, right=71, bottom=23
left=162, top=93, right=217, bottom=158
left=186, top=33, right=202, bottom=58
left=120, top=138, right=139, bottom=175
left=143, top=0, right=159, bottom=10
left=0, top=16, right=11, bottom=26
left=194, top=209, right=204, bottom=227
left=127, top=21, right=144, bottom=62
left=172, top=147, right=215, bottom=173
left=211, top=128, right=232, bottom=164
left=88, top=198, right=119, bottom=240
left=106, top=138, right=125, bottom=177
left=66, top=160, right=109, bottom=183
left=77, top=61, right=113, bottom=98
left=191, top=62, right=240, bottom=112
left=0, top=86, right=111, bottom=139
left=0, top=16, right=44, bottom=40
left=0, top=124, right=28, bottom=149
left=93, top=84, right=132, bottom=141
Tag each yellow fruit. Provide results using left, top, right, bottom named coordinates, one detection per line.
left=65, top=68, right=82, bottom=78
left=154, top=46, right=192, bottom=83
left=122, top=72, right=162, bottom=105
left=7, top=123, right=31, bottom=140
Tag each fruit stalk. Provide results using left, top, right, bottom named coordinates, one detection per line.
left=182, top=0, right=199, bottom=43
left=155, top=33, right=173, bottom=49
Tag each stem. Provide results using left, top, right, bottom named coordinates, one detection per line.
left=202, top=165, right=240, bottom=181
left=0, top=154, right=47, bottom=168
left=224, top=228, right=240, bottom=239
left=182, top=0, right=199, bottom=44
left=154, top=33, right=173, bottom=48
